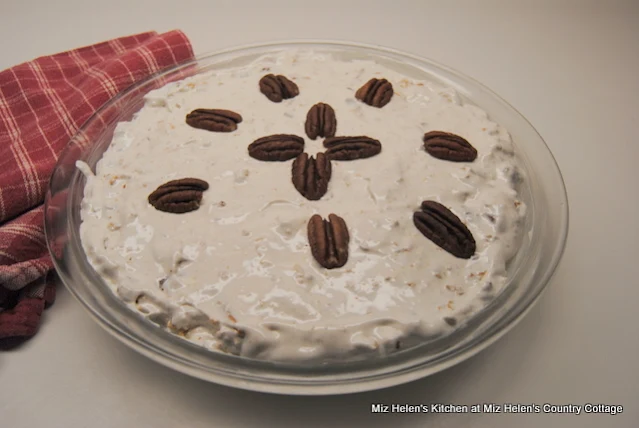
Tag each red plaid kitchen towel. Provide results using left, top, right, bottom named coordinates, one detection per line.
left=0, top=30, right=194, bottom=346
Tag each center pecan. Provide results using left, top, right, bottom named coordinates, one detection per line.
left=292, top=152, right=332, bottom=200
left=307, top=214, right=350, bottom=269
left=248, top=134, right=305, bottom=161
left=305, top=102, right=337, bottom=140
left=148, top=178, right=209, bottom=214
left=323, top=136, right=382, bottom=161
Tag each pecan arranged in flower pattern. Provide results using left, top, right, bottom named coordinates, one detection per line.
left=148, top=178, right=209, bottom=214
left=423, top=131, right=477, bottom=162
left=305, top=102, right=337, bottom=140
left=143, top=69, right=488, bottom=277
left=244, top=72, right=484, bottom=268
left=248, top=134, right=305, bottom=161
left=185, top=109, right=242, bottom=132
left=413, top=201, right=476, bottom=259
left=292, top=152, right=332, bottom=200
left=323, top=136, right=382, bottom=161
left=259, top=74, right=299, bottom=102
left=355, top=78, right=394, bottom=108
left=308, top=213, right=350, bottom=269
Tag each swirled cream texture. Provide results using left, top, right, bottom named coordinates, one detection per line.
left=78, top=50, right=527, bottom=362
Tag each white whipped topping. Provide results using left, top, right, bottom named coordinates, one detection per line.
left=78, top=50, right=526, bottom=362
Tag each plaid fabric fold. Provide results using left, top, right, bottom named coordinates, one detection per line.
left=0, top=30, right=194, bottom=345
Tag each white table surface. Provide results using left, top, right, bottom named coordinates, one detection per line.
left=2, top=1, right=637, bottom=427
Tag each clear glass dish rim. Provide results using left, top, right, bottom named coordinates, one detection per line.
left=44, top=39, right=569, bottom=395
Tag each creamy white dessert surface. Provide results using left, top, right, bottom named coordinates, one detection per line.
left=77, top=50, right=526, bottom=362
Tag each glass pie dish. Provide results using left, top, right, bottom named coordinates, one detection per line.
left=44, top=41, right=568, bottom=395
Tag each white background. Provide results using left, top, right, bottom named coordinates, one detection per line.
left=1, top=1, right=638, bottom=427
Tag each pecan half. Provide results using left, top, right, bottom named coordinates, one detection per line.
left=148, top=178, right=209, bottom=214
left=423, top=131, right=477, bottom=162
left=292, top=152, right=332, bottom=200
left=259, top=74, right=299, bottom=102
left=413, top=201, right=476, bottom=259
left=185, top=109, right=242, bottom=132
left=248, top=134, right=305, bottom=161
left=323, top=136, right=382, bottom=161
left=355, top=78, right=393, bottom=108
left=308, top=214, right=350, bottom=269
left=305, top=102, right=336, bottom=140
